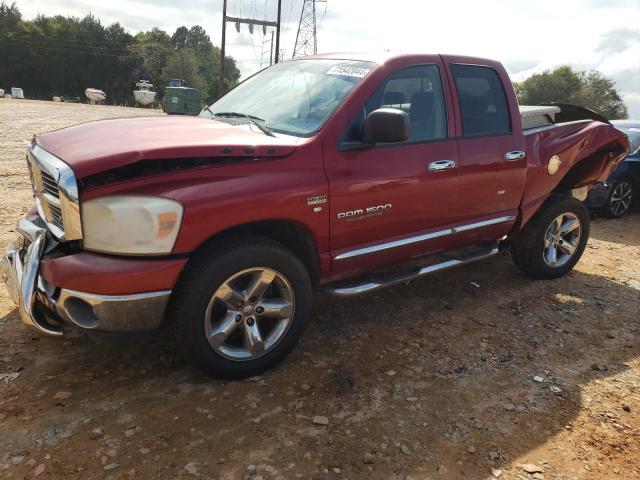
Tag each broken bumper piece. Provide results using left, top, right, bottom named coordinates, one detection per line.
left=1, top=218, right=171, bottom=336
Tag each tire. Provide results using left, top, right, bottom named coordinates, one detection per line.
left=511, top=194, right=590, bottom=279
left=168, top=235, right=313, bottom=379
left=601, top=178, right=634, bottom=219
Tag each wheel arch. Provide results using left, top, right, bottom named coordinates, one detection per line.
left=188, top=219, right=321, bottom=286
left=554, top=144, right=627, bottom=193
left=615, top=171, right=638, bottom=190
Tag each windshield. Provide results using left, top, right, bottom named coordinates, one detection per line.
left=201, top=59, right=375, bottom=136
left=619, top=127, right=640, bottom=155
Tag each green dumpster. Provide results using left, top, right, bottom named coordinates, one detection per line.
left=163, top=85, right=201, bottom=115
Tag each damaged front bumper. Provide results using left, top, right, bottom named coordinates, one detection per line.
left=1, top=218, right=172, bottom=337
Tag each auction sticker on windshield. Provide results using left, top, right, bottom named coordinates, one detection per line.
left=326, top=65, right=371, bottom=78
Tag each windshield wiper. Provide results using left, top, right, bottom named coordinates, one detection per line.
left=212, top=111, right=276, bottom=137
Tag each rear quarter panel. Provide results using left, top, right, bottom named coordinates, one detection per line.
left=519, top=121, right=628, bottom=228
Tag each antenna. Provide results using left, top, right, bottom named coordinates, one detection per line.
left=293, top=0, right=326, bottom=58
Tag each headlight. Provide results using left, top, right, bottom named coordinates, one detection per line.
left=82, top=196, right=183, bottom=255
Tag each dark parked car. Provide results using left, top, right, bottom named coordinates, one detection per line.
left=586, top=120, right=640, bottom=218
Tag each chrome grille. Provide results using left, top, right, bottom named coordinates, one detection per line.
left=26, top=144, right=82, bottom=241
left=40, top=170, right=60, bottom=198
left=49, top=204, right=64, bottom=230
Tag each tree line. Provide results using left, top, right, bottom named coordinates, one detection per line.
left=0, top=2, right=629, bottom=119
left=0, top=2, right=240, bottom=105
left=515, top=66, right=628, bottom=120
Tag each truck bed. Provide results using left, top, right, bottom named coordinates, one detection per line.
left=520, top=105, right=562, bottom=130
left=520, top=103, right=612, bottom=133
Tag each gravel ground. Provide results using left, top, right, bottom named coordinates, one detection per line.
left=1, top=99, right=639, bottom=480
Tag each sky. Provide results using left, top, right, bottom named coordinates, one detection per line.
left=15, top=0, right=640, bottom=117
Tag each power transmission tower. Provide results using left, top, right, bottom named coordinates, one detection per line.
left=293, top=0, right=326, bottom=58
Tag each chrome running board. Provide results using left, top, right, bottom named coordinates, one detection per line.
left=325, top=243, right=500, bottom=298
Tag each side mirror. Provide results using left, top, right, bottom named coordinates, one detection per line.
left=362, top=108, right=410, bottom=144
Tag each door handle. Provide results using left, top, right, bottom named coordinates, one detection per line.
left=504, top=151, right=526, bottom=161
left=428, top=160, right=456, bottom=172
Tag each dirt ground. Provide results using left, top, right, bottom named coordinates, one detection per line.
left=0, top=99, right=639, bottom=480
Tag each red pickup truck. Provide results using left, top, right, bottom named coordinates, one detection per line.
left=2, top=53, right=628, bottom=378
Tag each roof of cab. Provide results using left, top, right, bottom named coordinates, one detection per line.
left=285, top=51, right=501, bottom=67
left=295, top=52, right=397, bottom=63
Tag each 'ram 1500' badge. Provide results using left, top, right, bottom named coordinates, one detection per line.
left=338, top=204, right=392, bottom=221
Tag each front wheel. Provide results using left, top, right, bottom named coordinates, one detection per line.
left=168, top=236, right=313, bottom=379
left=511, top=195, right=590, bottom=279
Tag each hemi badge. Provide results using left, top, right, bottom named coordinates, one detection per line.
left=307, top=194, right=327, bottom=206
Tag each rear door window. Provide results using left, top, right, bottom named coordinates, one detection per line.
left=451, top=64, right=510, bottom=137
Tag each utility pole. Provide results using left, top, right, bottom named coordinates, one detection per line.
left=218, top=0, right=227, bottom=99
left=274, top=0, right=282, bottom=63
left=293, top=0, right=326, bottom=58
left=218, top=0, right=282, bottom=97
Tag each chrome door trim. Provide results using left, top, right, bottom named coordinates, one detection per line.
left=334, top=215, right=516, bottom=261
left=334, top=229, right=451, bottom=260
left=451, top=215, right=516, bottom=233
left=504, top=151, right=526, bottom=161
left=428, top=159, right=456, bottom=171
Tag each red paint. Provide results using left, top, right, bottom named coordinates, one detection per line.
left=32, top=53, right=628, bottom=294
left=36, top=116, right=297, bottom=178
left=39, top=252, right=187, bottom=295
left=519, top=120, right=628, bottom=227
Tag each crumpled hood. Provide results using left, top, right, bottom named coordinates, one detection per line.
left=35, top=116, right=298, bottom=178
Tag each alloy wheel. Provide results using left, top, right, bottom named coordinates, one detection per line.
left=542, top=212, right=581, bottom=268
left=204, top=267, right=295, bottom=361
left=609, top=181, right=633, bottom=217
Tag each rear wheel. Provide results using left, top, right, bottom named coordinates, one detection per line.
left=169, top=236, right=313, bottom=379
left=511, top=195, right=590, bottom=279
left=602, top=178, right=634, bottom=218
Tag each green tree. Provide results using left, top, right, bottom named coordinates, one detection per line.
left=133, top=28, right=173, bottom=96
left=166, top=24, right=241, bottom=103
left=0, top=1, right=20, bottom=32
left=163, top=48, right=207, bottom=93
left=186, top=25, right=211, bottom=61
left=515, top=65, right=628, bottom=120
left=207, top=47, right=241, bottom=100
left=0, top=3, right=240, bottom=106
left=171, top=26, right=189, bottom=50
left=580, top=71, right=628, bottom=120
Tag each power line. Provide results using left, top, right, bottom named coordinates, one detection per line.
left=219, top=0, right=282, bottom=97
left=0, top=35, right=164, bottom=53
left=0, top=38, right=144, bottom=59
left=280, top=0, right=296, bottom=60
